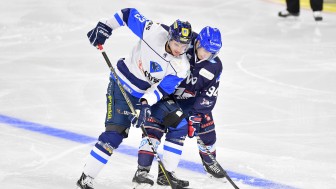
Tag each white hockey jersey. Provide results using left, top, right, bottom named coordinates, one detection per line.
left=102, top=8, right=190, bottom=106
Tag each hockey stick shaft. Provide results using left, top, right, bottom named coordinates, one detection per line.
left=97, top=44, right=176, bottom=189
left=195, top=135, right=239, bottom=189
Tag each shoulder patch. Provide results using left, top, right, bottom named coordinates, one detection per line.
left=146, top=21, right=153, bottom=30
left=199, top=68, right=214, bottom=80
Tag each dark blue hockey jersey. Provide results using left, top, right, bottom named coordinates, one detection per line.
left=174, top=35, right=223, bottom=116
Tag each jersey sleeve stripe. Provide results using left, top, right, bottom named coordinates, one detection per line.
left=116, top=59, right=151, bottom=90
left=158, top=75, right=183, bottom=94
left=109, top=72, right=144, bottom=98
left=114, top=13, right=124, bottom=26
left=157, top=85, right=169, bottom=96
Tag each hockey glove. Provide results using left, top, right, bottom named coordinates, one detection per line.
left=128, top=102, right=151, bottom=128
left=87, top=22, right=112, bottom=47
left=188, top=115, right=202, bottom=138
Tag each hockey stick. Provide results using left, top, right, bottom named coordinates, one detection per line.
left=195, top=135, right=239, bottom=189
left=97, top=44, right=177, bottom=189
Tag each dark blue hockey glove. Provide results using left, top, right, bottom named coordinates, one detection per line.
left=188, top=115, right=202, bottom=138
left=128, top=103, right=151, bottom=128
left=87, top=22, right=112, bottom=47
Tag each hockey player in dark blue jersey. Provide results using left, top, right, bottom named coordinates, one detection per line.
left=155, top=26, right=224, bottom=184
left=76, top=8, right=193, bottom=189
left=133, top=26, right=224, bottom=188
left=175, top=26, right=224, bottom=180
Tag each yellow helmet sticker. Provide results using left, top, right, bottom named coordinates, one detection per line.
left=181, top=28, right=189, bottom=37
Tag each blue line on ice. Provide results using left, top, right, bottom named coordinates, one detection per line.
left=0, top=114, right=298, bottom=189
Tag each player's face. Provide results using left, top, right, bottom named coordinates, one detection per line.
left=168, top=40, right=189, bottom=57
left=196, top=47, right=212, bottom=60
left=196, top=41, right=213, bottom=60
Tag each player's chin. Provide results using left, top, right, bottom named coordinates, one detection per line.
left=173, top=52, right=181, bottom=57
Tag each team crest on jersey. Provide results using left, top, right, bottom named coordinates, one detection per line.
left=146, top=21, right=153, bottom=30
left=200, top=98, right=214, bottom=107
left=150, top=61, right=163, bottom=73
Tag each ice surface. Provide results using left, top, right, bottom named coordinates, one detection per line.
left=1, top=0, right=336, bottom=188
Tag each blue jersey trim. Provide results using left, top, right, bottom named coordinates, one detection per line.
left=163, top=145, right=182, bottom=155
left=159, top=75, right=183, bottom=94
left=109, top=73, right=144, bottom=98
left=90, top=150, right=108, bottom=164
left=116, top=60, right=151, bottom=90
left=175, top=119, right=187, bottom=129
left=157, top=85, right=169, bottom=96
left=121, top=8, right=131, bottom=25
left=124, top=8, right=146, bottom=39
left=114, top=13, right=124, bottom=26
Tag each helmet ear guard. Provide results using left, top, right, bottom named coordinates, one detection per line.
left=196, top=26, right=222, bottom=60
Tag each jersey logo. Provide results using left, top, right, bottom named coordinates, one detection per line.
left=185, top=73, right=197, bottom=85
left=146, top=21, right=153, bottom=30
left=150, top=61, right=163, bottom=73
left=200, top=98, right=214, bottom=107
left=144, top=71, right=161, bottom=83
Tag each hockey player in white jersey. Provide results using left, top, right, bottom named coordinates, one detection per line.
left=76, top=8, right=193, bottom=189
left=132, top=26, right=224, bottom=188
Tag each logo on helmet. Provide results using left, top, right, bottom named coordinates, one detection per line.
left=209, top=41, right=221, bottom=47
left=169, top=20, right=192, bottom=45
left=181, top=28, right=189, bottom=37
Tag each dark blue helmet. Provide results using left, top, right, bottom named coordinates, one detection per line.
left=197, top=26, right=222, bottom=59
left=168, top=20, right=193, bottom=45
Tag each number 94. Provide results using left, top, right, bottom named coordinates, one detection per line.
left=206, top=86, right=218, bottom=97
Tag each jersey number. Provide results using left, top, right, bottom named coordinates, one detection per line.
left=206, top=86, right=218, bottom=97
left=135, top=14, right=146, bottom=23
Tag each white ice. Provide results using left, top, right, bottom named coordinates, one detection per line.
left=1, top=0, right=336, bottom=188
